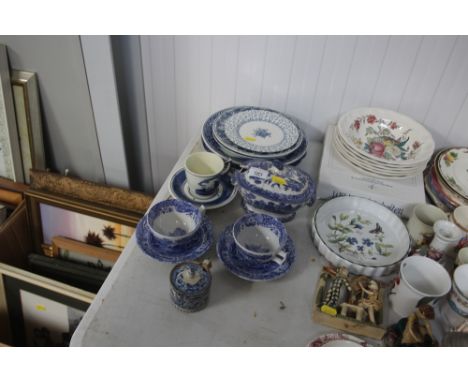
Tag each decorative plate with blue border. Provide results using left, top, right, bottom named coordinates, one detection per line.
left=136, top=217, right=213, bottom=263
left=216, top=225, right=295, bottom=281
left=202, top=108, right=307, bottom=167
left=169, top=168, right=238, bottom=209
left=223, top=109, right=300, bottom=153
left=213, top=106, right=303, bottom=158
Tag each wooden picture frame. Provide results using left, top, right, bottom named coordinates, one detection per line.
left=30, top=169, right=153, bottom=214
left=0, top=177, right=28, bottom=207
left=0, top=262, right=94, bottom=346
left=11, top=70, right=46, bottom=183
left=25, top=188, right=141, bottom=257
left=0, top=44, right=24, bottom=182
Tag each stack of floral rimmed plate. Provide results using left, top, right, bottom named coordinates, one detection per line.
left=333, top=108, right=435, bottom=179
left=201, top=106, right=308, bottom=167
left=310, top=196, right=411, bottom=277
left=424, top=147, right=468, bottom=212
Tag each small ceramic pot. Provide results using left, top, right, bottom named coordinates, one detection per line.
left=146, top=199, right=205, bottom=244
left=428, top=220, right=465, bottom=260
left=389, top=255, right=451, bottom=317
left=449, top=264, right=468, bottom=317
left=184, top=152, right=230, bottom=199
left=406, top=204, right=448, bottom=246
left=169, top=260, right=212, bottom=313
left=232, top=213, right=288, bottom=265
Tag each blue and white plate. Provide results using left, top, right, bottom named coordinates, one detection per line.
left=202, top=108, right=307, bottom=167
left=136, top=217, right=213, bottom=263
left=217, top=225, right=295, bottom=281
left=169, top=168, right=238, bottom=210
left=213, top=106, right=304, bottom=158
left=223, top=109, right=300, bottom=153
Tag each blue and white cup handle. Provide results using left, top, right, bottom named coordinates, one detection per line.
left=220, top=159, right=231, bottom=175
left=199, top=205, right=206, bottom=216
left=272, top=250, right=287, bottom=265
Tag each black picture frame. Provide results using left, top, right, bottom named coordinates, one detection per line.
left=0, top=263, right=94, bottom=346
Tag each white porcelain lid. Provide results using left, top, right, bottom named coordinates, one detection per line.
left=314, top=196, right=410, bottom=267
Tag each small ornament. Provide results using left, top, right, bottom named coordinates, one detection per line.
left=169, top=260, right=212, bottom=313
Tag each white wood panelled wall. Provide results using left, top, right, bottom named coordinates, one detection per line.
left=141, top=36, right=468, bottom=189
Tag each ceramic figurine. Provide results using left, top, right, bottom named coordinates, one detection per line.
left=169, top=260, right=212, bottom=313
left=383, top=304, right=438, bottom=347
left=319, top=267, right=352, bottom=316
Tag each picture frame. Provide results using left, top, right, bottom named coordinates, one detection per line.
left=0, top=177, right=28, bottom=207
left=30, top=169, right=153, bottom=214
left=0, top=44, right=24, bottom=182
left=25, top=188, right=141, bottom=257
left=0, top=262, right=94, bottom=346
left=11, top=70, right=46, bottom=183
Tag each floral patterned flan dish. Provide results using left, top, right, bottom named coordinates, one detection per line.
left=311, top=196, right=410, bottom=276
left=437, top=147, right=468, bottom=200
left=337, top=108, right=435, bottom=166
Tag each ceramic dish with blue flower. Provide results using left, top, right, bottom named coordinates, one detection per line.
left=202, top=107, right=308, bottom=167
left=312, top=196, right=410, bottom=275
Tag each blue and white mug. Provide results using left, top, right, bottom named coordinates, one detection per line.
left=232, top=213, right=288, bottom=265
left=184, top=152, right=230, bottom=199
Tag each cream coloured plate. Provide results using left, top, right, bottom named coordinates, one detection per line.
left=437, top=148, right=468, bottom=199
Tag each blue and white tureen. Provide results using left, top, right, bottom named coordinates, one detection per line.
left=233, top=160, right=316, bottom=222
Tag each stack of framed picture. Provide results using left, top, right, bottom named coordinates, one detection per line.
left=1, top=43, right=46, bottom=184
left=0, top=170, right=152, bottom=346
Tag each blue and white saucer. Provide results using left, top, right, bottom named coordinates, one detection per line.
left=136, top=217, right=213, bottom=263
left=169, top=168, right=238, bottom=209
left=216, top=225, right=295, bottom=281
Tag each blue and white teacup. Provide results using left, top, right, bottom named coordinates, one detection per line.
left=232, top=213, right=288, bottom=265
left=185, top=152, right=230, bottom=199
left=146, top=200, right=205, bottom=244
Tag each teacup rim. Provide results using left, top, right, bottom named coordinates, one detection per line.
left=146, top=199, right=203, bottom=241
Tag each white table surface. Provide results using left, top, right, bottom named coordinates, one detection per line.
left=71, top=135, right=447, bottom=346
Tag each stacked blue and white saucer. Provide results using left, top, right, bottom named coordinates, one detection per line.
left=202, top=106, right=308, bottom=167
left=136, top=199, right=213, bottom=263
left=217, top=213, right=295, bottom=281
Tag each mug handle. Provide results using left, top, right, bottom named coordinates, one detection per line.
left=272, top=250, right=287, bottom=265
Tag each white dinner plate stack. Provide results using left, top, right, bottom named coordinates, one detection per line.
left=201, top=106, right=308, bottom=167
left=333, top=108, right=435, bottom=179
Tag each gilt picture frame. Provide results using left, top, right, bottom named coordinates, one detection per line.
left=11, top=70, right=46, bottom=183
left=25, top=188, right=141, bottom=257
left=0, top=44, right=24, bottom=182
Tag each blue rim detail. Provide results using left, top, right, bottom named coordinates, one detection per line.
left=201, top=107, right=308, bottom=166
left=136, top=217, right=213, bottom=263
left=233, top=213, right=288, bottom=254
left=216, top=225, right=295, bottom=281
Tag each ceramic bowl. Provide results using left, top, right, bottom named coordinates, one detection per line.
left=233, top=160, right=316, bottom=221
left=232, top=213, right=288, bottom=264
left=146, top=200, right=204, bottom=244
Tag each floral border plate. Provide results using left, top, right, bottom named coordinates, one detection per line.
left=337, top=108, right=435, bottom=166
left=223, top=109, right=300, bottom=154
left=307, top=333, right=369, bottom=347
left=213, top=106, right=304, bottom=159
left=437, top=147, right=468, bottom=199
left=201, top=108, right=308, bottom=167
left=314, top=196, right=410, bottom=268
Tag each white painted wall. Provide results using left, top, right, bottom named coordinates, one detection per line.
left=141, top=35, right=468, bottom=189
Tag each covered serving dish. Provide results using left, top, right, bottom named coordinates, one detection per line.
left=233, top=160, right=316, bottom=221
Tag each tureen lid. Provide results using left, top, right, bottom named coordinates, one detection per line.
left=234, top=160, right=316, bottom=204
left=170, top=260, right=212, bottom=295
